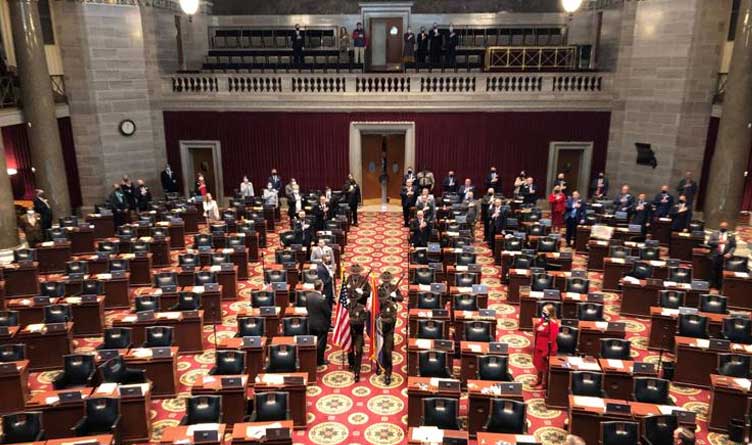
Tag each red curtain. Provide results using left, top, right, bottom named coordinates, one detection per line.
left=163, top=111, right=611, bottom=196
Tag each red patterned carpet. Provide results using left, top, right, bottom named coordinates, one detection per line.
left=26, top=211, right=740, bottom=445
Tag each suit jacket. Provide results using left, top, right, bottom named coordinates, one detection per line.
left=417, top=171, right=435, bottom=191
left=677, top=179, right=698, bottom=205
left=416, top=198, right=436, bottom=222
left=458, top=185, right=475, bottom=200
left=669, top=202, right=691, bottom=231
left=400, top=184, right=418, bottom=208
left=590, top=177, right=609, bottom=198
left=403, top=172, right=416, bottom=185
left=630, top=200, right=652, bottom=226
left=267, top=175, right=283, bottom=191
left=462, top=199, right=479, bottom=225
left=313, top=203, right=329, bottom=231
left=565, top=198, right=586, bottom=222
left=345, top=182, right=361, bottom=207
left=442, top=176, right=459, bottom=194
left=32, top=197, right=53, bottom=229
left=292, top=30, right=305, bottom=51
left=18, top=214, right=43, bottom=247
left=310, top=245, right=334, bottom=263
left=652, top=192, right=675, bottom=217
left=520, top=183, right=537, bottom=205
left=315, top=263, right=335, bottom=305
left=306, top=291, right=332, bottom=331
left=485, top=173, right=501, bottom=192
left=161, top=170, right=178, bottom=193
left=615, top=193, right=635, bottom=214
left=410, top=218, right=431, bottom=247
left=136, top=186, right=152, bottom=211
left=417, top=32, right=429, bottom=51
left=708, top=231, right=736, bottom=258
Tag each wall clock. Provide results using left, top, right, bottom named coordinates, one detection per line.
left=119, top=119, right=136, bottom=136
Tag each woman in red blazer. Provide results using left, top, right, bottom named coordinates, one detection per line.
left=547, top=186, right=566, bottom=232
left=532, top=303, right=559, bottom=388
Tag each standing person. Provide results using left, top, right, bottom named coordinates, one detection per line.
left=195, top=173, right=207, bottom=197
left=532, top=303, right=559, bottom=388
left=403, top=166, right=416, bottom=185
left=262, top=182, right=278, bottom=208
left=310, top=238, right=334, bottom=263
left=676, top=171, right=698, bottom=208
left=458, top=178, right=475, bottom=201
left=415, top=188, right=436, bottom=222
left=410, top=210, right=431, bottom=247
left=417, top=26, right=429, bottom=66
left=429, top=23, right=442, bottom=66
left=403, top=27, right=415, bottom=65
left=442, top=171, right=458, bottom=194
left=135, top=179, right=152, bottom=211
left=313, top=194, right=329, bottom=232
left=121, top=175, right=136, bottom=211
left=548, top=186, right=566, bottom=232
left=565, top=191, right=586, bottom=247
left=347, top=292, right=368, bottom=381
left=352, top=22, right=367, bottom=68
left=670, top=194, right=691, bottom=232
left=590, top=172, right=609, bottom=200
left=513, top=171, right=527, bottom=196
left=445, top=24, right=458, bottom=69
left=285, top=178, right=298, bottom=204
left=18, top=208, right=43, bottom=247
left=240, top=175, right=254, bottom=198
left=345, top=174, right=361, bottom=226
left=554, top=173, right=568, bottom=195
left=108, top=184, right=128, bottom=228
left=160, top=164, right=178, bottom=194
left=416, top=167, right=435, bottom=192
left=32, top=189, right=53, bottom=238
left=481, top=188, right=496, bottom=242
left=316, top=253, right=336, bottom=306
left=288, top=184, right=303, bottom=223
left=631, top=193, right=652, bottom=234
left=487, top=198, right=509, bottom=249
left=267, top=168, right=282, bottom=192
left=293, top=210, right=312, bottom=250
left=292, top=24, right=305, bottom=68
left=338, top=26, right=351, bottom=64
left=306, top=280, right=332, bottom=367
left=377, top=271, right=402, bottom=385
left=203, top=193, right=220, bottom=222
left=485, top=166, right=501, bottom=193
left=615, top=185, right=635, bottom=216
left=707, top=221, right=736, bottom=290
left=400, top=178, right=418, bottom=227
left=652, top=185, right=675, bottom=218
left=520, top=177, right=538, bottom=205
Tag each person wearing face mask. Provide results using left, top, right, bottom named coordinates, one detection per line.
left=630, top=193, right=652, bottom=234
left=670, top=194, right=691, bottom=231
left=403, top=166, right=416, bottom=185
left=458, top=178, right=474, bottom=201
left=615, top=185, right=635, bottom=215
left=18, top=208, right=43, bottom=247
left=589, top=172, right=609, bottom=200
left=548, top=186, right=566, bottom=232
left=513, top=171, right=527, bottom=196
left=708, top=221, right=736, bottom=290
left=442, top=170, right=458, bottom=194
left=532, top=303, right=559, bottom=388
left=240, top=175, right=254, bottom=198
left=403, top=27, right=415, bottom=65
left=520, top=176, right=537, bottom=205
left=161, top=164, right=178, bottom=194
left=400, top=178, right=418, bottom=227
left=108, top=184, right=128, bottom=228
left=429, top=23, right=442, bottom=66
left=345, top=174, right=361, bottom=226
left=415, top=188, right=435, bottom=222
left=292, top=24, right=305, bottom=68
left=285, top=178, right=298, bottom=203
left=676, top=171, right=698, bottom=208
left=135, top=179, right=152, bottom=212
left=267, top=169, right=282, bottom=192
left=485, top=167, right=500, bottom=192
left=416, top=167, right=435, bottom=192
left=565, top=191, right=586, bottom=247
left=262, top=182, right=278, bottom=208
left=410, top=210, right=431, bottom=247
left=313, top=194, right=330, bottom=232
left=352, top=22, right=367, bottom=68
left=462, top=191, right=479, bottom=228
left=554, top=173, right=568, bottom=194
left=293, top=210, right=312, bottom=249
left=288, top=184, right=303, bottom=223
left=481, top=188, right=496, bottom=241
left=446, top=23, right=458, bottom=69
left=487, top=197, right=509, bottom=249
left=417, top=27, right=429, bottom=66
left=652, top=185, right=675, bottom=218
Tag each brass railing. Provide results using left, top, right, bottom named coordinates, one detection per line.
left=485, top=46, right=578, bottom=71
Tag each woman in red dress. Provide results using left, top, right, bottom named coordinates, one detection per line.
left=532, top=303, right=559, bottom=388
left=548, top=186, right=566, bottom=232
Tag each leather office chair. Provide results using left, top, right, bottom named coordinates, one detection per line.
left=600, top=338, right=631, bottom=360
left=48, top=227, right=67, bottom=241
left=117, top=226, right=135, bottom=238
left=416, top=320, right=445, bottom=340
left=52, top=354, right=96, bottom=389
left=531, top=273, right=554, bottom=291
left=717, top=354, right=751, bottom=378
left=97, top=241, right=118, bottom=255
left=724, top=256, right=749, bottom=272
left=81, top=280, right=104, bottom=296
left=0, top=344, right=24, bottom=363
left=699, top=294, right=728, bottom=314
left=639, top=246, right=660, bottom=261
left=0, top=412, right=44, bottom=444
left=132, top=240, right=149, bottom=253
left=668, top=267, right=692, bottom=284
left=537, top=237, right=557, bottom=253
left=659, top=290, right=685, bottom=309
left=528, top=224, right=545, bottom=236
left=154, top=272, right=177, bottom=289
left=456, top=252, right=476, bottom=266
left=278, top=231, right=297, bottom=248
left=60, top=216, right=78, bottom=227
left=282, top=317, right=308, bottom=336
left=43, top=304, right=72, bottom=324
left=178, top=254, right=199, bottom=268
left=210, top=350, right=247, bottom=375
left=505, top=238, right=523, bottom=252
left=601, top=421, right=639, bottom=445
left=66, top=261, right=88, bottom=275
left=170, top=292, right=201, bottom=311
left=275, top=250, right=296, bottom=266
left=100, top=356, right=147, bottom=384
left=0, top=311, right=19, bottom=327
left=295, top=292, right=309, bottom=307
left=195, top=271, right=217, bottom=286
left=678, top=313, right=708, bottom=338
left=642, top=414, right=678, bottom=445
left=566, top=277, right=590, bottom=294
left=571, top=371, right=606, bottom=397
left=236, top=317, right=265, bottom=337
left=633, top=377, right=671, bottom=404
left=413, top=269, right=435, bottom=285
left=193, top=234, right=213, bottom=249
left=412, top=249, right=429, bottom=265
left=453, top=294, right=479, bottom=312
left=264, top=270, right=287, bottom=284
left=609, top=246, right=630, bottom=258
left=416, top=293, right=441, bottom=310
left=143, top=326, right=174, bottom=347
left=97, top=327, right=132, bottom=350
left=628, top=262, right=652, bottom=279
left=722, top=316, right=752, bottom=344
left=556, top=326, right=579, bottom=356
left=251, top=291, right=275, bottom=308
left=512, top=254, right=534, bottom=269
left=249, top=392, right=289, bottom=422
left=421, top=397, right=460, bottom=430
left=577, top=302, right=604, bottom=321
left=134, top=295, right=160, bottom=313
left=211, top=253, right=230, bottom=266
left=484, top=399, right=526, bottom=434
left=301, top=269, right=318, bottom=284
left=210, top=223, right=228, bottom=236
left=454, top=272, right=477, bottom=287
left=464, top=321, right=494, bottom=342
left=477, top=355, right=512, bottom=381
left=151, top=227, right=168, bottom=239
left=40, top=281, right=65, bottom=297
left=181, top=396, right=222, bottom=425
left=226, top=236, right=245, bottom=249
left=417, top=351, right=452, bottom=378
left=265, top=345, right=298, bottom=373
left=109, top=259, right=129, bottom=272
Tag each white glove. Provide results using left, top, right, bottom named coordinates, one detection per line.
left=355, top=288, right=363, bottom=295
left=390, top=291, right=396, bottom=298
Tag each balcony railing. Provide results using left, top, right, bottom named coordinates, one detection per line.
left=0, top=74, right=68, bottom=109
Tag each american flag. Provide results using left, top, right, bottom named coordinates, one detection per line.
left=332, top=280, right=351, bottom=351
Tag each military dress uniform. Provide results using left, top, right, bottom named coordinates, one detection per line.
left=348, top=302, right=368, bottom=382
left=377, top=271, right=403, bottom=384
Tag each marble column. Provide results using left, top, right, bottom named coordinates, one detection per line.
left=8, top=0, right=70, bottom=218
left=705, top=0, right=752, bottom=229
left=0, top=141, right=19, bottom=249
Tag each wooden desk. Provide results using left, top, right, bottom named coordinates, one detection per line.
left=575, top=225, right=591, bottom=253
left=159, top=221, right=186, bottom=250
left=459, top=341, right=506, bottom=384
left=160, top=424, right=227, bottom=445
left=650, top=217, right=673, bottom=246
left=408, top=428, right=468, bottom=444
left=112, top=311, right=204, bottom=353
left=587, top=240, right=610, bottom=271
left=692, top=247, right=712, bottom=282
left=620, top=278, right=662, bottom=317
left=92, top=383, right=152, bottom=443
left=406, top=338, right=455, bottom=377
left=579, top=321, right=626, bottom=358
left=65, top=295, right=106, bottom=337
left=25, top=388, right=93, bottom=438
left=217, top=337, right=266, bottom=383
left=648, top=307, right=728, bottom=351
left=407, top=309, right=451, bottom=339
left=670, top=232, right=704, bottom=261
left=546, top=355, right=602, bottom=409
left=210, top=265, right=238, bottom=302
left=6, top=296, right=61, bottom=326
left=722, top=271, right=752, bottom=310
left=674, top=336, right=752, bottom=388
left=36, top=242, right=72, bottom=274
left=478, top=433, right=539, bottom=445
left=230, top=420, right=294, bottom=445
left=467, top=380, right=524, bottom=436
left=406, top=376, right=461, bottom=427
left=192, top=374, right=249, bottom=425
left=0, top=359, right=30, bottom=414
left=123, top=253, right=153, bottom=286
left=602, top=257, right=632, bottom=292
left=269, top=337, right=316, bottom=383
left=238, top=307, right=280, bottom=339
left=2, top=263, right=40, bottom=297
left=47, top=435, right=113, bottom=445
left=86, top=213, right=115, bottom=239
left=124, top=347, right=179, bottom=398
left=67, top=225, right=96, bottom=255
left=16, top=322, right=73, bottom=371
left=253, top=373, right=308, bottom=429
left=181, top=285, right=222, bottom=325
left=709, top=374, right=752, bottom=433
left=92, top=273, right=131, bottom=309
left=599, top=358, right=658, bottom=401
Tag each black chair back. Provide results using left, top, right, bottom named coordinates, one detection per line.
left=135, top=295, right=159, bottom=313
left=700, top=294, right=728, bottom=314
left=453, top=294, right=479, bottom=312
left=109, top=259, right=129, bottom=272
left=43, top=304, right=72, bottom=324
left=154, top=272, right=177, bottom=288
left=412, top=249, right=429, bottom=265
left=577, top=302, right=604, bottom=321
left=639, top=246, right=659, bottom=261
left=718, top=353, right=751, bottom=378
left=100, top=327, right=132, bottom=350
left=531, top=273, right=554, bottom=291
left=454, top=272, right=477, bottom=287
left=184, top=396, right=222, bottom=425
left=66, top=261, right=89, bottom=275
left=601, top=421, right=639, bottom=445
left=600, top=338, right=631, bottom=360
left=678, top=313, right=708, bottom=338
left=668, top=267, right=692, bottom=283
left=609, top=246, right=630, bottom=258
left=477, top=355, right=511, bottom=381
left=538, top=237, right=557, bottom=253
left=659, top=290, right=685, bottom=309
left=282, top=317, right=308, bottom=336
left=237, top=317, right=265, bottom=337
left=633, top=377, right=670, bottom=404
left=251, top=291, right=275, bottom=308
left=13, top=248, right=35, bottom=262
left=0, top=310, right=19, bottom=327
left=456, top=253, right=476, bottom=266
left=421, top=397, right=460, bottom=430
left=81, top=280, right=104, bottom=296
left=178, top=254, right=199, bottom=268
left=0, top=344, right=25, bottom=362
left=41, top=281, right=65, bottom=297
left=512, top=254, right=534, bottom=269
left=556, top=326, right=578, bottom=355
left=416, top=320, right=445, bottom=340
left=172, top=292, right=201, bottom=311
left=571, top=371, right=604, bottom=397
left=484, top=399, right=526, bottom=434
left=195, top=271, right=217, bottom=286
left=566, top=277, right=590, bottom=294
left=464, top=321, right=493, bottom=342
left=417, top=293, right=441, bottom=310
left=264, top=270, right=287, bottom=284
left=414, top=269, right=435, bottom=285
left=629, top=262, right=652, bottom=279
left=144, top=326, right=174, bottom=347
left=266, top=344, right=298, bottom=373
left=212, top=350, right=247, bottom=375
left=417, top=351, right=451, bottom=378
left=723, top=316, right=752, bottom=344
left=725, top=256, right=748, bottom=272
left=193, top=234, right=213, bottom=248
left=1, top=412, right=43, bottom=443
left=643, top=415, right=678, bottom=445
left=253, top=392, right=288, bottom=422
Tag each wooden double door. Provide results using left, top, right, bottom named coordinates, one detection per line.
left=361, top=134, right=405, bottom=204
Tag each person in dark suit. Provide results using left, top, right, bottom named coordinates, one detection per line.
left=520, top=177, right=538, bottom=205
left=415, top=189, right=436, bottom=222
left=485, top=167, right=501, bottom=193
left=108, top=183, right=128, bottom=228
left=445, top=24, right=458, bottom=68
left=487, top=198, right=509, bottom=249
left=135, top=179, right=152, bottom=212
left=344, top=174, right=361, bottom=226
left=18, top=209, right=43, bottom=247
left=403, top=167, right=416, bottom=185
left=306, top=280, right=331, bottom=366
left=676, top=171, right=698, bottom=208
left=615, top=185, right=635, bottom=216
left=429, top=23, right=442, bottom=66
left=442, top=171, right=458, bottom=194
left=410, top=210, right=431, bottom=247
left=589, top=172, right=609, bottom=200
left=652, top=185, right=675, bottom=218
left=707, top=221, right=736, bottom=290
left=121, top=175, right=136, bottom=211
left=481, top=188, right=496, bottom=242
left=461, top=191, right=479, bottom=227
left=564, top=191, right=586, bottom=247
left=160, top=164, right=178, bottom=194
left=292, top=24, right=305, bottom=68
left=293, top=210, right=312, bottom=250
left=458, top=178, right=475, bottom=201
left=400, top=178, right=418, bottom=227
left=32, top=189, right=53, bottom=238
left=630, top=193, right=652, bottom=233
left=267, top=169, right=283, bottom=192
left=417, top=27, right=429, bottom=65
left=670, top=194, right=691, bottom=232
left=316, top=253, right=336, bottom=307
left=313, top=195, right=329, bottom=232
